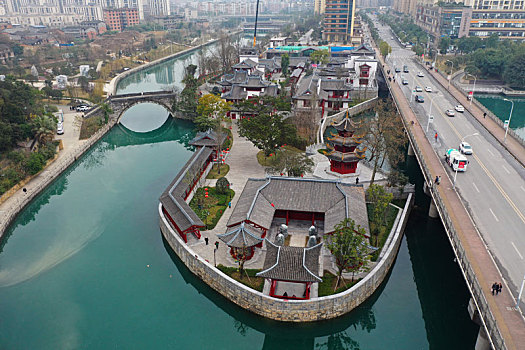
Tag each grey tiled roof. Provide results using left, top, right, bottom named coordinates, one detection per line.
left=159, top=147, right=212, bottom=232
left=240, top=75, right=271, bottom=89
left=261, top=85, right=278, bottom=97
left=256, top=240, right=322, bottom=283
left=227, top=177, right=369, bottom=234
left=320, top=78, right=353, bottom=91
left=222, top=85, right=247, bottom=101
left=217, top=222, right=264, bottom=248
left=189, top=129, right=227, bottom=147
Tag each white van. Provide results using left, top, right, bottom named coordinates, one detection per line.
left=57, top=122, right=64, bottom=135
left=445, top=149, right=468, bottom=171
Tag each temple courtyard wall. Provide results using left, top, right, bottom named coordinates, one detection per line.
left=159, top=191, right=414, bottom=322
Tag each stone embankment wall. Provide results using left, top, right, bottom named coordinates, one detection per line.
left=159, top=192, right=414, bottom=322
left=0, top=119, right=117, bottom=239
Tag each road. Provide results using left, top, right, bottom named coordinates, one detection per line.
left=372, top=16, right=525, bottom=305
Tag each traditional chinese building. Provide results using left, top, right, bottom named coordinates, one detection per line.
left=325, top=112, right=366, bottom=174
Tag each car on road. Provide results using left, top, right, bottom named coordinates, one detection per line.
left=455, top=104, right=465, bottom=113
left=415, top=95, right=425, bottom=103
left=425, top=86, right=432, bottom=92
left=417, top=72, right=424, bottom=77
left=446, top=109, right=455, bottom=117
left=402, top=79, right=409, bottom=85
left=76, top=105, right=90, bottom=112
left=57, top=122, right=64, bottom=135
left=403, top=65, right=409, bottom=73
left=415, top=86, right=423, bottom=92
left=459, top=141, right=473, bottom=155
left=395, top=67, right=401, bottom=73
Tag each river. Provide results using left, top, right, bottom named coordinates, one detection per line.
left=0, top=49, right=478, bottom=349
left=476, top=94, right=525, bottom=140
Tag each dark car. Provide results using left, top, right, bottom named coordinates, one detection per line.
left=415, top=95, right=424, bottom=103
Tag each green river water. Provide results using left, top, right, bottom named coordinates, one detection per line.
left=0, top=53, right=479, bottom=349
left=476, top=95, right=525, bottom=140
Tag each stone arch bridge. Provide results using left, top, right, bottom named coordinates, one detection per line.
left=85, top=90, right=180, bottom=122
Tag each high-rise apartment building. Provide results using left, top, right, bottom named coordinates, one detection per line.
left=323, top=0, right=359, bottom=43
left=314, top=0, right=326, bottom=13
left=103, top=7, right=139, bottom=31
left=146, top=0, right=170, bottom=17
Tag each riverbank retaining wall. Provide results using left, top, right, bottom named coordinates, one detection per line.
left=159, top=192, right=413, bottom=322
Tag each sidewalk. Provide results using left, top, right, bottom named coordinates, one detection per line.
left=379, top=50, right=525, bottom=349
left=189, top=123, right=266, bottom=268
left=425, top=64, right=525, bottom=167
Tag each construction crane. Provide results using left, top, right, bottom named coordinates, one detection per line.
left=253, top=0, right=260, bottom=47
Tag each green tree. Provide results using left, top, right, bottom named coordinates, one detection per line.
left=379, top=41, right=391, bottom=58
left=471, top=48, right=506, bottom=78
left=326, top=218, right=370, bottom=289
left=196, top=94, right=230, bottom=122
left=216, top=176, right=230, bottom=195
left=366, top=184, right=393, bottom=246
left=175, top=64, right=199, bottom=119
left=267, top=148, right=314, bottom=177
left=503, top=51, right=525, bottom=89
left=77, top=76, right=90, bottom=92
left=438, top=37, right=451, bottom=54
left=310, top=49, right=329, bottom=65
left=238, top=112, right=299, bottom=157
left=99, top=102, right=113, bottom=124
left=32, top=115, right=56, bottom=144
left=281, top=53, right=289, bottom=76
left=12, top=44, right=23, bottom=56
left=23, top=152, right=45, bottom=175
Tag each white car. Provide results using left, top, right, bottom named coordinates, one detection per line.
left=76, top=105, right=90, bottom=112
left=459, top=141, right=473, bottom=155
left=425, top=86, right=432, bottom=92
left=455, top=104, right=465, bottom=113
left=57, top=122, right=64, bottom=135
left=417, top=72, right=424, bottom=77
left=415, top=86, right=423, bottom=92
left=446, top=109, right=455, bottom=117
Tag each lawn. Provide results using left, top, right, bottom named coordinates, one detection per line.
left=189, top=186, right=235, bottom=230
left=217, top=265, right=265, bottom=292
left=206, top=164, right=229, bottom=179
left=256, top=145, right=303, bottom=167
left=318, top=271, right=360, bottom=297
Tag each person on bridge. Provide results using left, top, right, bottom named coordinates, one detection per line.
left=434, top=133, right=438, bottom=142
left=492, top=282, right=498, bottom=295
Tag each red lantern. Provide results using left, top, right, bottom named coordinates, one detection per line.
left=205, top=188, right=208, bottom=191
left=205, top=194, right=208, bottom=198
left=271, top=203, right=275, bottom=207
left=280, top=173, right=283, bottom=176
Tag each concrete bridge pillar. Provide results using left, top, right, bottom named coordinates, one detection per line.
left=428, top=198, right=439, bottom=218
left=407, top=143, right=415, bottom=156
left=468, top=298, right=491, bottom=350
left=423, top=181, right=431, bottom=196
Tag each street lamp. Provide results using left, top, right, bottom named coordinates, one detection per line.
left=468, top=74, right=477, bottom=107
left=503, top=98, right=515, bottom=144
left=446, top=60, right=454, bottom=90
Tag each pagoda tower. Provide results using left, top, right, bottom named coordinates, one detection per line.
left=325, top=111, right=366, bottom=174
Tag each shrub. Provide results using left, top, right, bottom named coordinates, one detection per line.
left=23, top=152, right=45, bottom=175
left=7, top=150, right=25, bottom=163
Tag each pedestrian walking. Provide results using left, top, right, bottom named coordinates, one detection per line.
left=491, top=282, right=498, bottom=295
left=498, top=283, right=503, bottom=295
left=356, top=177, right=359, bottom=185
left=435, top=176, right=440, bottom=185
left=204, top=237, right=209, bottom=245
left=483, top=112, right=486, bottom=119
left=434, top=133, right=438, bottom=142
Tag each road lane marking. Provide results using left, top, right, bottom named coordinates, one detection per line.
left=487, top=148, right=495, bottom=157
left=521, top=186, right=525, bottom=192
left=502, top=165, right=510, bottom=174
left=511, top=242, right=524, bottom=260
left=472, top=182, right=480, bottom=193
left=489, top=208, right=499, bottom=222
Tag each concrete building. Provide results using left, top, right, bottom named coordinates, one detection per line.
left=323, top=0, right=361, bottom=44
left=314, top=0, right=326, bottom=14
left=103, top=7, right=139, bottom=31
left=415, top=5, right=525, bottom=40
left=146, top=0, right=170, bottom=17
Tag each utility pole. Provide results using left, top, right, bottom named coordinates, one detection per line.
left=253, top=0, right=260, bottom=47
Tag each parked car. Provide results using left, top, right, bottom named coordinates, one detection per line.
left=415, top=95, right=424, bottom=103
left=455, top=105, right=465, bottom=113
left=402, top=79, right=409, bottom=85
left=57, top=122, right=64, bottom=135
left=415, top=86, right=423, bottom=92
left=76, top=105, right=90, bottom=112
left=425, top=86, right=432, bottom=92
left=446, top=109, right=455, bottom=117
left=459, top=141, right=473, bottom=155
left=417, top=71, right=424, bottom=77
